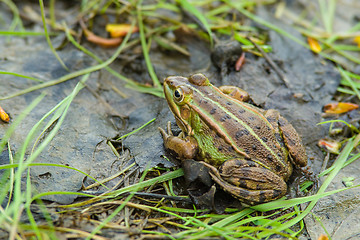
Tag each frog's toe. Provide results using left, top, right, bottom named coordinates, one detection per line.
left=158, top=127, right=169, bottom=140
left=166, top=121, right=173, bottom=135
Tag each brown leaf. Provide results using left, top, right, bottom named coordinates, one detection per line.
left=235, top=52, right=246, bottom=71
left=86, top=32, right=122, bottom=48
left=80, top=20, right=123, bottom=48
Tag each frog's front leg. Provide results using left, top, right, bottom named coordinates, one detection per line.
left=159, top=121, right=198, bottom=159
left=202, top=159, right=287, bottom=205
left=219, top=86, right=250, bottom=102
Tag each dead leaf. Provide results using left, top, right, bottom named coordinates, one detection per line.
left=317, top=234, right=328, bottom=240
left=307, top=37, right=322, bottom=53
left=86, top=33, right=122, bottom=48
left=106, top=24, right=138, bottom=38
left=0, top=105, right=9, bottom=123
left=235, top=52, right=245, bottom=71
left=318, top=138, right=341, bottom=154
left=354, top=36, right=360, bottom=48
left=323, top=102, right=359, bottom=114
left=80, top=20, right=122, bottom=48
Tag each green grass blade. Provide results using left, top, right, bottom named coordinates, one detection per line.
left=226, top=0, right=308, bottom=48
left=0, top=163, right=104, bottom=188
left=137, top=0, right=162, bottom=88
left=63, top=22, right=164, bottom=98
left=117, top=118, right=156, bottom=140
left=0, top=71, right=44, bottom=83
left=25, top=170, right=41, bottom=239
left=0, top=31, right=47, bottom=36
left=0, top=21, right=134, bottom=100
left=178, top=0, right=214, bottom=47
left=62, top=169, right=184, bottom=208
left=38, top=0, right=69, bottom=71
left=0, top=93, right=46, bottom=154
left=257, top=135, right=360, bottom=238
left=86, top=166, right=152, bottom=240
left=319, top=0, right=336, bottom=34
left=338, top=66, right=360, bottom=101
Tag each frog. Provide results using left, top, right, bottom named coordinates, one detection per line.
left=159, top=73, right=308, bottom=205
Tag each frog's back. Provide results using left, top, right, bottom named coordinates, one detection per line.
left=191, top=84, right=289, bottom=175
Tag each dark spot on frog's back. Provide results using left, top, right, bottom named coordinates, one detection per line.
left=239, top=109, right=245, bottom=114
left=235, top=129, right=249, bottom=139
left=226, top=102, right=232, bottom=106
left=267, top=155, right=273, bottom=161
left=210, top=108, right=216, bottom=114
left=220, top=114, right=231, bottom=122
left=261, top=137, right=268, bottom=142
left=275, top=164, right=282, bottom=172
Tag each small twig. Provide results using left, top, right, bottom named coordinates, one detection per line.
left=247, top=37, right=290, bottom=88
left=131, top=192, right=193, bottom=203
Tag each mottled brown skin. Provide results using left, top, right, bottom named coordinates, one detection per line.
left=159, top=73, right=308, bottom=205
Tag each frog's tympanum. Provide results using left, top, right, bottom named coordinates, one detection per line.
left=159, top=73, right=307, bottom=206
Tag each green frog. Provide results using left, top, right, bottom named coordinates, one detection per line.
left=159, top=73, right=307, bottom=205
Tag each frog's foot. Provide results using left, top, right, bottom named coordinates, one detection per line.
left=219, top=86, right=250, bottom=102
left=202, top=160, right=287, bottom=205
left=158, top=121, right=198, bottom=160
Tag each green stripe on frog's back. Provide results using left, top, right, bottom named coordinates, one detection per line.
left=190, top=84, right=286, bottom=170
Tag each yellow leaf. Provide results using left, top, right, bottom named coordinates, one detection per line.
left=354, top=36, right=360, bottom=48
left=307, top=37, right=321, bottom=53
left=106, top=24, right=139, bottom=38
left=323, top=102, right=359, bottom=114
left=0, top=106, right=9, bottom=123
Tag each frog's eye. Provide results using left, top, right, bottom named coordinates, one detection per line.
left=174, top=88, right=184, bottom=102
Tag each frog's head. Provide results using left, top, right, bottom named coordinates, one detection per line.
left=163, top=73, right=210, bottom=135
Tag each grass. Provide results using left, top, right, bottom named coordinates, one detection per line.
left=1, top=0, right=360, bottom=239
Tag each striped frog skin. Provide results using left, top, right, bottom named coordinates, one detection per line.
left=159, top=73, right=307, bottom=205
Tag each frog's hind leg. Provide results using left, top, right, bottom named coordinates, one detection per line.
left=265, top=109, right=307, bottom=168
left=202, top=160, right=287, bottom=205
